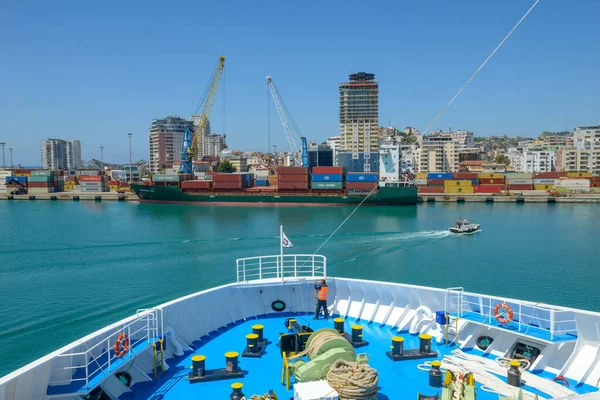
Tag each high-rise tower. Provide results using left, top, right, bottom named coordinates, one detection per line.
left=338, top=72, right=379, bottom=172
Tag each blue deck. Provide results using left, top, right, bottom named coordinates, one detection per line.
left=455, top=311, right=578, bottom=343
left=120, top=313, right=595, bottom=400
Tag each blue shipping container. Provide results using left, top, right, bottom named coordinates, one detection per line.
left=346, top=173, right=378, bottom=183
left=454, top=178, right=479, bottom=185
left=427, top=173, right=453, bottom=180
left=5, top=176, right=27, bottom=183
left=311, top=174, right=343, bottom=182
left=256, top=180, right=269, bottom=186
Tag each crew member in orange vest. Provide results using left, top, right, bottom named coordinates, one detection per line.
left=314, top=279, right=329, bottom=320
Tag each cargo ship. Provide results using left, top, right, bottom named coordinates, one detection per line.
left=132, top=165, right=418, bottom=206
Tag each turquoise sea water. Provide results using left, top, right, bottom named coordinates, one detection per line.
left=0, top=201, right=599, bottom=378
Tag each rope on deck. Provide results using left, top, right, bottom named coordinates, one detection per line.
left=326, top=359, right=379, bottom=400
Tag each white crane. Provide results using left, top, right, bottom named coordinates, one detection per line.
left=266, top=76, right=301, bottom=166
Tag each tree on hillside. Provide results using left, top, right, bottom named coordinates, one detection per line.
left=217, top=160, right=237, bottom=173
left=495, top=155, right=511, bottom=166
left=403, top=135, right=418, bottom=145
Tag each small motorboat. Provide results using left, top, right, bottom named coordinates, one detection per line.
left=449, top=219, right=480, bottom=234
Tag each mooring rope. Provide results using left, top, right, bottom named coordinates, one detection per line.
left=326, top=359, right=379, bottom=400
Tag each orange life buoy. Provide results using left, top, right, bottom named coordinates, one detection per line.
left=553, top=375, right=570, bottom=387
left=494, top=303, right=514, bottom=324
left=114, top=333, right=130, bottom=358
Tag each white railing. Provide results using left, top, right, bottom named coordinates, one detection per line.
left=49, top=308, right=162, bottom=391
left=236, top=254, right=326, bottom=283
left=449, top=291, right=577, bottom=341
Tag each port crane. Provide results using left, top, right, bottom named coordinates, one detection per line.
left=180, top=56, right=226, bottom=174
left=266, top=76, right=308, bottom=167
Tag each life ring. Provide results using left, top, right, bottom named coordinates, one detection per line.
left=114, top=333, right=130, bottom=358
left=494, top=303, right=514, bottom=324
left=553, top=375, right=570, bottom=387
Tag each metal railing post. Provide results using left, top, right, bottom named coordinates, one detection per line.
left=550, top=309, right=555, bottom=340
left=85, top=353, right=89, bottom=388
left=518, top=304, right=522, bottom=332
left=236, top=260, right=239, bottom=283
left=323, top=256, right=327, bottom=277
left=294, top=255, right=297, bottom=278
left=128, top=326, right=132, bottom=357
left=259, top=257, right=262, bottom=280
left=312, top=256, right=315, bottom=277
left=107, top=337, right=111, bottom=371
left=488, top=298, right=492, bottom=324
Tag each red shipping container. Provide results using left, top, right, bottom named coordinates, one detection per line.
left=109, top=180, right=120, bottom=185
left=507, top=184, right=534, bottom=190
left=278, top=174, right=309, bottom=182
left=453, top=172, right=478, bottom=179
left=213, top=182, right=243, bottom=189
left=213, top=174, right=243, bottom=182
left=534, top=172, right=566, bottom=179
left=28, top=182, right=52, bottom=188
left=427, top=179, right=448, bottom=185
left=590, top=177, right=600, bottom=184
left=474, top=185, right=503, bottom=193
left=277, top=182, right=309, bottom=190
left=346, top=182, right=378, bottom=190
left=313, top=167, right=344, bottom=174
left=277, top=167, right=308, bottom=175
left=478, top=178, right=505, bottom=185
left=418, top=187, right=445, bottom=193
left=79, top=175, right=105, bottom=182
left=181, top=181, right=212, bottom=189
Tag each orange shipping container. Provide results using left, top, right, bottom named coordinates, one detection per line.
left=79, top=175, right=105, bottom=182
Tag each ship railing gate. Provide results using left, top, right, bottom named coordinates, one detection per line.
left=236, top=254, right=327, bottom=283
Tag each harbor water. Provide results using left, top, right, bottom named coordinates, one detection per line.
left=0, top=201, right=598, bottom=378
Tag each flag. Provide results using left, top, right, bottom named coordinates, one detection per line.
left=281, top=230, right=294, bottom=248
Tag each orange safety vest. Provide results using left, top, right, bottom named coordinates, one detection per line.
left=318, top=285, right=328, bottom=301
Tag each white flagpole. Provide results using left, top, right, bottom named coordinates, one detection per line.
left=280, top=225, right=284, bottom=281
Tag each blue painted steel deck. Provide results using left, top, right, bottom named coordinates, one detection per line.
left=455, top=311, right=578, bottom=343
left=120, top=314, right=595, bottom=399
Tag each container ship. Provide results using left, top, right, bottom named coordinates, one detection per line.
left=132, top=166, right=417, bottom=206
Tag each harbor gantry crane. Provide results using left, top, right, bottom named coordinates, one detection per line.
left=266, top=76, right=307, bottom=167
left=180, top=56, right=226, bottom=174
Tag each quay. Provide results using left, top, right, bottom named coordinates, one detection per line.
left=417, top=193, right=600, bottom=204
left=0, top=191, right=140, bottom=202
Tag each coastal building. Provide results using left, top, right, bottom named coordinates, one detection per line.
left=339, top=72, right=379, bottom=172
left=573, top=125, right=600, bottom=150
left=337, top=151, right=379, bottom=173
left=556, top=149, right=600, bottom=175
left=307, top=143, right=333, bottom=167
left=415, top=133, right=458, bottom=173
left=450, top=130, right=475, bottom=149
left=202, top=134, right=225, bottom=157
left=523, top=150, right=556, bottom=173
left=326, top=136, right=341, bottom=166
left=507, top=147, right=525, bottom=172
left=542, top=135, right=573, bottom=148
left=149, top=116, right=193, bottom=174
left=40, top=139, right=82, bottom=170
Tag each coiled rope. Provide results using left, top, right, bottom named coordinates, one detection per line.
left=326, top=359, right=379, bottom=400
left=288, top=331, right=341, bottom=360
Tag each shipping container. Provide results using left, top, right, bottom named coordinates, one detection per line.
left=444, top=180, right=473, bottom=187
left=28, top=176, right=57, bottom=183
left=444, top=187, right=475, bottom=194
left=474, top=185, right=503, bottom=193
left=277, top=174, right=309, bottom=182
left=28, top=182, right=54, bottom=188
left=0, top=170, right=13, bottom=176
left=152, top=174, right=187, bottom=182
left=453, top=172, right=478, bottom=179
left=506, top=178, right=533, bottom=185
left=5, top=176, right=27, bottom=183
left=311, top=182, right=343, bottom=190
left=414, top=179, right=428, bottom=185
left=181, top=180, right=212, bottom=190
left=556, top=179, right=591, bottom=188
left=534, top=172, right=566, bottom=179
left=478, top=173, right=504, bottom=179
left=79, top=170, right=105, bottom=176
left=79, top=175, right=107, bottom=182
left=504, top=173, right=533, bottom=179
left=212, top=174, right=243, bottom=182
left=567, top=171, right=592, bottom=178
left=427, top=179, right=447, bottom=185
left=506, top=184, right=534, bottom=190
left=345, top=182, right=378, bottom=190
left=311, top=174, right=343, bottom=182
left=311, top=166, right=344, bottom=174
left=534, top=179, right=558, bottom=185
left=534, top=184, right=553, bottom=190
left=31, top=170, right=59, bottom=177
left=478, top=178, right=505, bottom=185
left=277, top=182, right=309, bottom=190
left=211, top=182, right=243, bottom=189
left=415, top=173, right=428, bottom=179
left=255, top=180, right=269, bottom=186
left=277, top=167, right=308, bottom=175
left=427, top=173, right=453, bottom=180
left=417, top=186, right=445, bottom=194
left=346, top=173, right=378, bottom=183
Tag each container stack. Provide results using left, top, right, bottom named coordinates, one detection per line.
left=0, top=170, right=12, bottom=192
left=311, top=167, right=344, bottom=192
left=533, top=178, right=558, bottom=191
left=108, top=180, right=120, bottom=191
left=452, top=172, right=479, bottom=186
left=444, top=179, right=474, bottom=194
left=277, top=167, right=308, bottom=192
left=28, top=170, right=60, bottom=193
left=414, top=173, right=428, bottom=186
left=119, top=182, right=132, bottom=192
left=151, top=174, right=190, bottom=186
left=268, top=174, right=279, bottom=188
left=505, top=173, right=533, bottom=191
left=63, top=176, right=77, bottom=191
left=254, top=171, right=271, bottom=187
left=181, top=180, right=212, bottom=192
left=79, top=171, right=108, bottom=192
left=346, top=172, right=378, bottom=193
left=212, top=172, right=254, bottom=191
left=476, top=173, right=505, bottom=193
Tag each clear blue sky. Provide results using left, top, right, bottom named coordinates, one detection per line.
left=1, top=0, right=598, bottom=165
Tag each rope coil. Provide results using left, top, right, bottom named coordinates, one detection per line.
left=288, top=331, right=341, bottom=360
left=326, top=359, right=379, bottom=400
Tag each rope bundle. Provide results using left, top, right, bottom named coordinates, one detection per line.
left=288, top=331, right=341, bottom=360
left=326, top=359, right=379, bottom=400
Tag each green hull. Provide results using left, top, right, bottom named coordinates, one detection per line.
left=131, top=184, right=417, bottom=206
